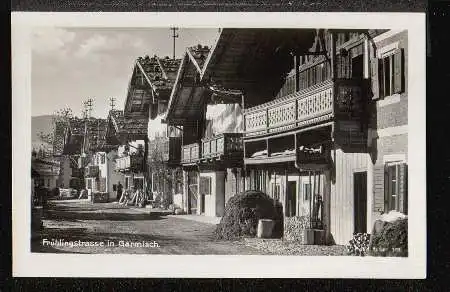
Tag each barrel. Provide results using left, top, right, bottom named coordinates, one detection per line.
left=257, top=219, right=275, bottom=238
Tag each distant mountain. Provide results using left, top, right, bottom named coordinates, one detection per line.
left=31, top=115, right=54, bottom=150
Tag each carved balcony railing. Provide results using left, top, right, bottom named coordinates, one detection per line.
left=201, top=133, right=243, bottom=161
left=115, top=155, right=144, bottom=173
left=244, top=79, right=366, bottom=138
left=84, top=165, right=99, bottom=177
left=181, top=143, right=200, bottom=165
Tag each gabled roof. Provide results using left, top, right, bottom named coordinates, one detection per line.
left=105, top=109, right=148, bottom=144
left=58, top=117, right=85, bottom=155
left=164, top=45, right=211, bottom=125
left=124, top=55, right=182, bottom=116
left=84, top=118, right=108, bottom=152
left=31, top=158, right=60, bottom=176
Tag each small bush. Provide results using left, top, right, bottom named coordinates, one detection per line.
left=215, top=190, right=283, bottom=240
left=369, top=218, right=408, bottom=257
left=346, top=233, right=371, bottom=256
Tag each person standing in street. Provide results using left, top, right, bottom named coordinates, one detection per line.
left=116, top=181, right=123, bottom=202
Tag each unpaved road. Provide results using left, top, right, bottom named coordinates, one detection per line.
left=32, top=200, right=266, bottom=255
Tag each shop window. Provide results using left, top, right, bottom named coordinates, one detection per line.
left=378, top=49, right=405, bottom=98
left=385, top=162, right=408, bottom=214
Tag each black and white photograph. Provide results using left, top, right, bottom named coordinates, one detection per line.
left=12, top=13, right=426, bottom=278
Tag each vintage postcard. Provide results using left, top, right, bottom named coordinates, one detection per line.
left=12, top=12, right=426, bottom=278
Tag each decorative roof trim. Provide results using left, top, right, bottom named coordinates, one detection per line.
left=164, top=53, right=189, bottom=122
left=200, top=29, right=223, bottom=80
left=135, top=60, right=157, bottom=93
left=155, top=57, right=169, bottom=80
left=186, top=48, right=203, bottom=74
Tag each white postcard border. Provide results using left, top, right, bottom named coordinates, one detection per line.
left=12, top=12, right=426, bottom=278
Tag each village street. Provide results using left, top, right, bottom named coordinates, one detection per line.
left=31, top=200, right=266, bottom=255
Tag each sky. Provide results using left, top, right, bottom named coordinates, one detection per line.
left=31, top=27, right=220, bottom=118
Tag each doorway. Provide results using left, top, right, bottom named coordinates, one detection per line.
left=286, top=181, right=297, bottom=217
left=351, top=54, right=364, bottom=79
left=200, top=194, right=206, bottom=214
left=353, top=171, right=367, bottom=234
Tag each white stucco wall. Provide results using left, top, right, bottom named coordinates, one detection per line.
left=107, top=150, right=124, bottom=201
left=173, top=193, right=183, bottom=209
left=205, top=104, right=243, bottom=135
left=199, top=171, right=225, bottom=217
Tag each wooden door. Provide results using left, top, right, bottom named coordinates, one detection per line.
left=200, top=194, right=205, bottom=214
left=354, top=171, right=367, bottom=234
left=286, top=181, right=297, bottom=217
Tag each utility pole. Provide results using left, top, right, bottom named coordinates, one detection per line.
left=109, top=97, right=116, bottom=111
left=170, top=27, right=179, bottom=60
left=86, top=98, right=94, bottom=119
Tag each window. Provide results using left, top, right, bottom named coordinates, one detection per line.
left=199, top=176, right=211, bottom=195
left=101, top=154, right=105, bottom=164
left=378, top=49, right=405, bottom=98
left=385, top=163, right=408, bottom=213
left=303, top=183, right=311, bottom=201
left=87, top=179, right=92, bottom=189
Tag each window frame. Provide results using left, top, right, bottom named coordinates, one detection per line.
left=377, top=46, right=404, bottom=99
left=384, top=161, right=405, bottom=213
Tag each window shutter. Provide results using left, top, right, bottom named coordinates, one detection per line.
left=398, top=163, right=408, bottom=214
left=373, top=164, right=385, bottom=212
left=370, top=58, right=380, bottom=99
left=393, top=49, right=405, bottom=94
left=384, top=164, right=390, bottom=212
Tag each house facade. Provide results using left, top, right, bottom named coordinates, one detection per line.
left=164, top=44, right=238, bottom=216
left=142, top=55, right=183, bottom=206
left=164, top=29, right=408, bottom=245
left=112, top=55, right=182, bottom=197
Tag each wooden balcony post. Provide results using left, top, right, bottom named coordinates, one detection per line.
left=330, top=30, right=337, bottom=81
left=294, top=54, right=300, bottom=92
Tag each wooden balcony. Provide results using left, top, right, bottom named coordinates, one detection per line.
left=148, top=137, right=181, bottom=164
left=84, top=165, right=99, bottom=177
left=181, top=143, right=200, bottom=165
left=115, top=155, right=144, bottom=173
left=244, top=79, right=366, bottom=138
left=201, top=133, right=244, bottom=162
